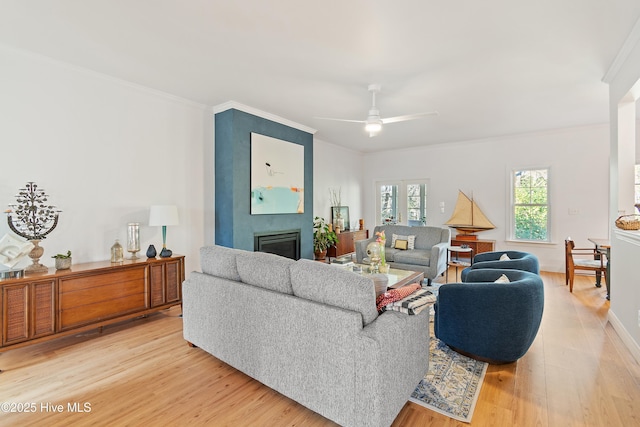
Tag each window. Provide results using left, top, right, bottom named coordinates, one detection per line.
left=407, top=183, right=427, bottom=225
left=511, top=168, right=549, bottom=242
left=379, top=184, right=398, bottom=224
left=376, top=180, right=428, bottom=226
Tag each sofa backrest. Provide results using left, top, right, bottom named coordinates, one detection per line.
left=200, top=245, right=244, bottom=281
left=373, top=225, right=450, bottom=249
left=471, top=251, right=540, bottom=275
left=236, top=251, right=295, bottom=294
left=200, top=245, right=295, bottom=294
left=289, top=259, right=378, bottom=327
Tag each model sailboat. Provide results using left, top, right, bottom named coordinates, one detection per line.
left=445, top=190, right=495, bottom=238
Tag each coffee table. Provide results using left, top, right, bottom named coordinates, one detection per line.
left=354, top=264, right=424, bottom=289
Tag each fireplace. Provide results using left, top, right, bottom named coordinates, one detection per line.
left=254, top=230, right=301, bottom=260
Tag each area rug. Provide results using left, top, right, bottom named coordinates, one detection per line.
left=410, top=337, right=487, bottom=422
left=410, top=281, right=487, bottom=423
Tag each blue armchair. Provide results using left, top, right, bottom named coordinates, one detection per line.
left=460, top=250, right=539, bottom=281
left=434, top=268, right=544, bottom=364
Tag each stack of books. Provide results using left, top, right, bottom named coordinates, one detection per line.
left=331, top=257, right=354, bottom=270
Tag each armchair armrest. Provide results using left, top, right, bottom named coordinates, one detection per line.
left=431, top=242, right=449, bottom=276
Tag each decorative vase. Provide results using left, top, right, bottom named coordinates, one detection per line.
left=55, top=257, right=72, bottom=270
left=379, top=264, right=390, bottom=274
left=146, top=244, right=157, bottom=258
left=26, top=239, right=48, bottom=274
left=127, top=223, right=140, bottom=259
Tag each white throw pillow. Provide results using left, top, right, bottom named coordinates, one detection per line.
left=499, top=253, right=511, bottom=261
left=494, top=274, right=510, bottom=283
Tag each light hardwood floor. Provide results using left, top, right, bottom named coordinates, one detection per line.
left=1, top=271, right=639, bottom=426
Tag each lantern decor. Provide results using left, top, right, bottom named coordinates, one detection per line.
left=6, top=182, right=60, bottom=274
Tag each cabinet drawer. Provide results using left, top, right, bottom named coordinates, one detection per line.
left=59, top=266, right=148, bottom=330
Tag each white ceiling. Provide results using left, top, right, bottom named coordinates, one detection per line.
left=2, top=1, right=640, bottom=152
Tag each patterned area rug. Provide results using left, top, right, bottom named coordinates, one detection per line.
left=410, top=281, right=488, bottom=423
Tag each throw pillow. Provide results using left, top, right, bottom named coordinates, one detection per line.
left=494, top=274, right=510, bottom=283
left=391, top=233, right=416, bottom=250
left=499, top=253, right=511, bottom=261
left=394, top=239, right=409, bottom=250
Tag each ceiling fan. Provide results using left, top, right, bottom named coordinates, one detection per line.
left=315, top=84, right=439, bottom=137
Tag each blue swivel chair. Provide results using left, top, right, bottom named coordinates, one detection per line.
left=460, top=250, right=539, bottom=281
left=434, top=268, right=544, bottom=364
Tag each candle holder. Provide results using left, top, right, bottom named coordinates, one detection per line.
left=6, top=182, right=60, bottom=274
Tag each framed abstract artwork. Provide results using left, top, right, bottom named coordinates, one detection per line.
left=250, top=132, right=304, bottom=214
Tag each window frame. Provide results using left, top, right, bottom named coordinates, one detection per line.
left=508, top=167, right=551, bottom=243
left=376, top=181, right=400, bottom=225
left=375, top=179, right=429, bottom=226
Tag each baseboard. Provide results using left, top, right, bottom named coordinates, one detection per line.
left=608, top=311, right=640, bottom=365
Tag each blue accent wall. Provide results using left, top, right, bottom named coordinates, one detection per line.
left=215, top=109, right=314, bottom=259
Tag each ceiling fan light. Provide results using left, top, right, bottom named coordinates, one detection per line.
left=365, top=121, right=382, bottom=134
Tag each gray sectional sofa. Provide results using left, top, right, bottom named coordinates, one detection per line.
left=182, top=245, right=430, bottom=427
left=356, top=225, right=451, bottom=285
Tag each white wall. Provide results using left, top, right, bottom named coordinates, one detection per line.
left=0, top=46, right=207, bottom=274
left=362, top=125, right=610, bottom=272
left=313, top=138, right=364, bottom=230
left=606, top=24, right=640, bottom=362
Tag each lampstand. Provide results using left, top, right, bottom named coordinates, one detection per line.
left=148, top=205, right=179, bottom=258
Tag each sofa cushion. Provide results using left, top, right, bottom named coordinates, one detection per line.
left=393, top=249, right=431, bottom=266
left=200, top=245, right=243, bottom=281
left=383, top=248, right=399, bottom=262
left=290, top=259, right=378, bottom=326
left=236, top=251, right=295, bottom=294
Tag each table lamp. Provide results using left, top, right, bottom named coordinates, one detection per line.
left=149, top=205, right=179, bottom=258
left=0, top=234, right=35, bottom=279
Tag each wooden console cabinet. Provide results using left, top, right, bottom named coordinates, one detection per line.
left=449, top=238, right=495, bottom=260
left=1, top=256, right=184, bottom=355
left=327, top=230, right=368, bottom=258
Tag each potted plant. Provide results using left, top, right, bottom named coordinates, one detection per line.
left=52, top=250, right=72, bottom=270
left=313, top=216, right=338, bottom=260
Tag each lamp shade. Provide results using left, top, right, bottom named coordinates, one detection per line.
left=149, top=205, right=179, bottom=226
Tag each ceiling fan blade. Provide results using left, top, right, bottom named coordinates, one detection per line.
left=313, top=116, right=366, bottom=124
left=381, top=111, right=439, bottom=124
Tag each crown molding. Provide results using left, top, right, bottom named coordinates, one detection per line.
left=212, top=101, right=317, bottom=134
left=602, top=16, right=640, bottom=84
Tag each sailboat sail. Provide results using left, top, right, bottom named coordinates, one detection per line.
left=445, top=191, right=495, bottom=233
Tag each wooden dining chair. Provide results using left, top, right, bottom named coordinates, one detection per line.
left=565, top=238, right=607, bottom=292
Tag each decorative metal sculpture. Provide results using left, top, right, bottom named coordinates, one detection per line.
left=6, top=182, right=60, bottom=273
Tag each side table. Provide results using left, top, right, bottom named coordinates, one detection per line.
left=446, top=246, right=474, bottom=282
